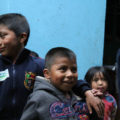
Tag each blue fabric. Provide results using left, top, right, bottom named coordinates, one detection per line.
left=116, top=49, right=120, bottom=109
left=0, top=48, right=44, bottom=120
left=73, top=80, right=91, bottom=97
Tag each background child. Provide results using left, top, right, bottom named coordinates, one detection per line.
left=20, top=47, right=92, bottom=120
left=85, top=66, right=117, bottom=120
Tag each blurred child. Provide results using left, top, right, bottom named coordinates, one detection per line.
left=85, top=66, right=117, bottom=120
left=21, top=47, right=92, bottom=120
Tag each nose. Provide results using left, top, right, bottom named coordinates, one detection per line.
left=97, top=80, right=103, bottom=85
left=66, top=70, right=73, bottom=78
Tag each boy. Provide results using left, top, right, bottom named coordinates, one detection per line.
left=0, top=13, right=104, bottom=120
left=20, top=47, right=100, bottom=120
left=0, top=13, right=44, bottom=120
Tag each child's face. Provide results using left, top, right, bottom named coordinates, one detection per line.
left=0, top=25, right=23, bottom=58
left=44, top=56, right=78, bottom=93
left=91, top=72, right=108, bottom=94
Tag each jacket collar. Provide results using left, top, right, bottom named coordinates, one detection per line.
left=0, top=48, right=31, bottom=64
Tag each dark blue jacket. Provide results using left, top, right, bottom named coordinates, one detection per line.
left=0, top=48, right=44, bottom=120
left=116, top=48, right=120, bottom=109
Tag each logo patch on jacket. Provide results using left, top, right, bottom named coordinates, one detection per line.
left=50, top=101, right=75, bottom=119
left=24, top=72, right=36, bottom=90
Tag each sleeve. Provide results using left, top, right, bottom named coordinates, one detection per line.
left=116, top=49, right=120, bottom=108
left=34, top=57, right=45, bottom=77
left=20, top=95, right=38, bottom=120
left=72, top=79, right=91, bottom=98
left=111, top=96, right=117, bottom=118
left=20, top=91, right=50, bottom=120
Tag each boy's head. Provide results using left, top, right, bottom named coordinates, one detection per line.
left=44, top=47, right=78, bottom=93
left=0, top=13, right=30, bottom=46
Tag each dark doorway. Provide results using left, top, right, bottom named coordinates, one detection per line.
left=103, top=1, right=120, bottom=119
left=103, top=0, right=120, bottom=65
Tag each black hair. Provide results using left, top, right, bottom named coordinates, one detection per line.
left=30, top=51, right=39, bottom=57
left=45, top=47, right=76, bottom=70
left=0, top=13, right=30, bottom=46
left=84, top=66, right=113, bottom=93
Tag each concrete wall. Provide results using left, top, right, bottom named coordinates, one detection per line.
left=0, top=0, right=106, bottom=79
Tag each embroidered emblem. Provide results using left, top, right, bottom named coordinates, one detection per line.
left=78, top=114, right=89, bottom=120
left=50, top=101, right=75, bottom=119
left=0, top=69, right=9, bottom=81
left=24, top=72, right=36, bottom=90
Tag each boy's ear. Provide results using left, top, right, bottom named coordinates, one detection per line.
left=20, top=32, right=27, bottom=44
left=43, top=69, right=51, bottom=79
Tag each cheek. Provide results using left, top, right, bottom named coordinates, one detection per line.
left=91, top=82, right=97, bottom=89
left=104, top=82, right=108, bottom=89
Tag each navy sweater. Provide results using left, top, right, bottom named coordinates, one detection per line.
left=0, top=48, right=44, bottom=120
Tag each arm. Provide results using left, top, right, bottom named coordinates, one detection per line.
left=20, top=93, right=39, bottom=120
left=85, top=90, right=104, bottom=118
left=72, top=80, right=104, bottom=118
left=72, top=80, right=90, bottom=97
left=110, top=95, right=117, bottom=120
left=20, top=91, right=50, bottom=120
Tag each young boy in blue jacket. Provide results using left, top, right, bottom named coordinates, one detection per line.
left=0, top=13, right=104, bottom=120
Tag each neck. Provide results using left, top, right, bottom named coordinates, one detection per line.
left=11, top=47, right=24, bottom=64
left=65, top=92, right=71, bottom=99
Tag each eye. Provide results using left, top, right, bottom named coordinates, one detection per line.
left=71, top=67, right=77, bottom=73
left=59, top=66, right=67, bottom=72
left=93, top=78, right=98, bottom=82
left=0, top=33, right=7, bottom=39
left=101, top=78, right=106, bottom=81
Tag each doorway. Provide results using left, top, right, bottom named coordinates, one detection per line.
left=103, top=0, right=120, bottom=65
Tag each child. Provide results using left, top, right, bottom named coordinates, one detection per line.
left=85, top=66, right=117, bottom=120
left=20, top=47, right=92, bottom=120
left=0, top=13, right=44, bottom=120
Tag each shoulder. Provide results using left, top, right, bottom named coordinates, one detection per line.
left=30, top=55, right=45, bottom=65
left=28, top=55, right=45, bottom=76
left=28, top=89, right=58, bottom=107
left=105, top=93, right=116, bottom=101
left=104, top=93, right=117, bottom=106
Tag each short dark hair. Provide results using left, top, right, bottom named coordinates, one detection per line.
left=0, top=13, right=30, bottom=46
left=84, top=66, right=112, bottom=93
left=45, top=47, right=77, bottom=70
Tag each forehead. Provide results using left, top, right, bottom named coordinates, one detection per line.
left=94, top=72, right=104, bottom=78
left=0, top=24, right=10, bottom=32
left=53, top=56, right=76, bottom=65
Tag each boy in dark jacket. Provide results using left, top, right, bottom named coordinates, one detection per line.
left=0, top=13, right=44, bottom=120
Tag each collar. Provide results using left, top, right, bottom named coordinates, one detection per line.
left=0, top=48, right=31, bottom=64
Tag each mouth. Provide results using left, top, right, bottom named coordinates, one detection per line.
left=0, top=48, right=4, bottom=51
left=0, top=48, right=5, bottom=53
left=63, top=79, right=76, bottom=84
left=97, top=87, right=104, bottom=92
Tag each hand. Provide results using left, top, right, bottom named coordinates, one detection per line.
left=85, top=90, right=104, bottom=118
left=91, top=89, right=103, bottom=97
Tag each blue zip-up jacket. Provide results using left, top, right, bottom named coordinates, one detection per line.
left=0, top=48, right=44, bottom=120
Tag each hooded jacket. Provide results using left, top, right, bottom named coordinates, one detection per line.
left=0, top=48, right=44, bottom=120
left=20, top=76, right=90, bottom=120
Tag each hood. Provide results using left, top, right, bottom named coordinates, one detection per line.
left=34, top=76, right=76, bottom=102
left=34, top=76, right=65, bottom=99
